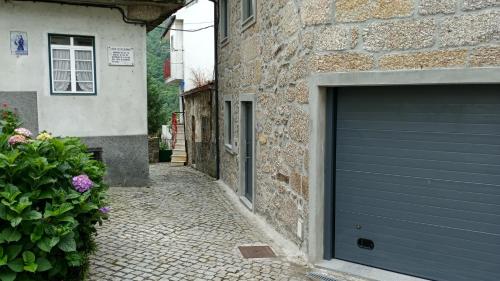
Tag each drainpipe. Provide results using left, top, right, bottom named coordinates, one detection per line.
left=210, top=0, right=220, bottom=180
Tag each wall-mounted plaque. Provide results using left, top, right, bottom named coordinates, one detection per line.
left=10, top=31, right=28, bottom=56
left=108, top=46, right=134, bottom=66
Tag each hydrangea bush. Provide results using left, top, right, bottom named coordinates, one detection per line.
left=0, top=104, right=109, bottom=281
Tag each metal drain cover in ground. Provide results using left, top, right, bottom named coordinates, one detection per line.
left=238, top=245, right=276, bottom=258
left=306, top=272, right=339, bottom=281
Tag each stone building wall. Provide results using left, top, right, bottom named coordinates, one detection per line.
left=184, top=86, right=218, bottom=178
left=218, top=0, right=500, bottom=251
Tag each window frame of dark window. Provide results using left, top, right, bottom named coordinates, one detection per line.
left=241, top=0, right=256, bottom=31
left=220, top=0, right=230, bottom=45
left=224, top=98, right=234, bottom=151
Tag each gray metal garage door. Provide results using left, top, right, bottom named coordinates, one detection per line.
left=334, top=85, right=500, bottom=281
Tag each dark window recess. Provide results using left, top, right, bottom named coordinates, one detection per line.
left=357, top=238, right=374, bottom=250
left=88, top=147, right=103, bottom=162
left=50, top=36, right=70, bottom=45
left=73, top=37, right=93, bottom=46
left=201, top=116, right=210, bottom=143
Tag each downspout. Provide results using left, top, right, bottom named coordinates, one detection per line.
left=210, top=0, right=220, bottom=180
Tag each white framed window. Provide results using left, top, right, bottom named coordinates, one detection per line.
left=224, top=98, right=234, bottom=150
left=49, top=34, right=96, bottom=95
left=220, top=0, right=229, bottom=42
left=241, top=0, right=256, bottom=30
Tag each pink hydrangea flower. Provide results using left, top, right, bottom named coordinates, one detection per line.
left=14, top=128, right=32, bottom=138
left=72, top=175, right=93, bottom=193
left=8, top=135, right=27, bottom=146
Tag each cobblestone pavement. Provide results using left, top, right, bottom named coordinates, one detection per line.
left=88, top=164, right=310, bottom=281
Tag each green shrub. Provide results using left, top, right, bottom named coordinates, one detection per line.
left=0, top=105, right=109, bottom=281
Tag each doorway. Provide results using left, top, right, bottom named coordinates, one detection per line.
left=240, top=99, right=255, bottom=206
left=191, top=115, right=196, bottom=164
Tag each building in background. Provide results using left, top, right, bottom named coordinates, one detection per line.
left=217, top=1, right=500, bottom=281
left=164, top=0, right=215, bottom=93
left=163, top=0, right=215, bottom=168
left=182, top=82, right=217, bottom=177
left=0, top=0, right=183, bottom=186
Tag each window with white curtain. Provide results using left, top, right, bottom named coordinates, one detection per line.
left=49, top=35, right=95, bottom=95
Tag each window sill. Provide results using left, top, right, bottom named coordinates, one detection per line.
left=50, top=92, right=97, bottom=96
left=220, top=37, right=229, bottom=48
left=241, top=16, right=256, bottom=33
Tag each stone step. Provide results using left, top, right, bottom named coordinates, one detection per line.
left=172, top=151, right=187, bottom=157
left=171, top=156, right=187, bottom=163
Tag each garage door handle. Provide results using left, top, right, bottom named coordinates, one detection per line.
left=357, top=238, right=375, bottom=250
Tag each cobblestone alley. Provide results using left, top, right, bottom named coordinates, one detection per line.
left=88, top=164, right=310, bottom=281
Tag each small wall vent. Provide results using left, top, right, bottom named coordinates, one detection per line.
left=88, top=147, right=103, bottom=162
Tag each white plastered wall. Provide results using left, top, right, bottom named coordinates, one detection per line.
left=0, top=1, right=147, bottom=137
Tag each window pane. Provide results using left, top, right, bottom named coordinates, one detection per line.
left=222, top=0, right=228, bottom=37
left=247, top=0, right=253, bottom=18
left=76, top=82, right=93, bottom=92
left=54, top=81, right=71, bottom=91
left=73, top=37, right=93, bottom=46
left=76, top=71, right=93, bottom=82
left=53, top=60, right=70, bottom=70
left=53, top=71, right=71, bottom=81
left=76, top=60, right=92, bottom=71
left=243, top=0, right=253, bottom=20
left=75, top=50, right=92, bottom=60
left=52, top=49, right=70, bottom=59
left=50, top=35, right=70, bottom=45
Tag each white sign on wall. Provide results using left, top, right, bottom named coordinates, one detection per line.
left=107, top=47, right=134, bottom=66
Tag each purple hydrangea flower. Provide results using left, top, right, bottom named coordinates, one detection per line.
left=8, top=135, right=27, bottom=145
left=14, top=128, right=32, bottom=138
left=72, top=175, right=93, bottom=193
left=99, top=206, right=111, bottom=214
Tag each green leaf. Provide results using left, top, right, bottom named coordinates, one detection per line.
left=37, top=190, right=53, bottom=200
left=0, top=184, right=21, bottom=202
left=23, top=263, right=37, bottom=273
left=10, top=217, right=21, bottom=228
left=0, top=205, right=6, bottom=220
left=57, top=216, right=76, bottom=224
left=22, top=210, right=42, bottom=221
left=80, top=202, right=98, bottom=212
left=57, top=234, right=76, bottom=252
left=44, top=203, right=73, bottom=218
left=65, top=192, right=80, bottom=200
left=65, top=252, right=82, bottom=267
left=36, top=237, right=60, bottom=253
left=12, top=197, right=32, bottom=214
left=0, top=256, right=7, bottom=267
left=6, top=245, right=22, bottom=261
left=5, top=197, right=32, bottom=215
left=7, top=259, right=23, bottom=273
left=0, top=270, right=16, bottom=281
left=30, top=225, right=43, bottom=243
left=35, top=257, right=52, bottom=272
left=21, top=251, right=35, bottom=265
left=0, top=228, right=21, bottom=243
